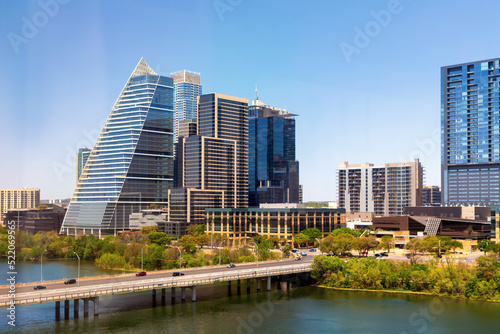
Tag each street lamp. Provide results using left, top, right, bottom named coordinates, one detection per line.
left=174, top=246, right=182, bottom=274
left=438, top=239, right=441, bottom=258
left=219, top=239, right=227, bottom=266
left=316, top=238, right=321, bottom=253
left=252, top=241, right=259, bottom=266
left=141, top=246, right=145, bottom=271
left=40, top=250, right=47, bottom=282
left=74, top=252, right=80, bottom=288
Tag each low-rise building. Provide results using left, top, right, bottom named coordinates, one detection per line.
left=206, top=207, right=345, bottom=246
left=3, top=205, right=66, bottom=235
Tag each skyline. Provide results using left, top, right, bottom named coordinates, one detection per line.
left=2, top=0, right=500, bottom=201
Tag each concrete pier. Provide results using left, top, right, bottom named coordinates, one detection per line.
left=257, top=278, right=261, bottom=291
left=181, top=287, right=186, bottom=301
left=152, top=288, right=156, bottom=306
left=83, top=298, right=89, bottom=317
left=192, top=286, right=196, bottom=302
left=55, top=301, right=60, bottom=320
left=64, top=300, right=70, bottom=319
left=93, top=297, right=99, bottom=316
left=162, top=288, right=166, bottom=305
left=267, top=276, right=271, bottom=291
left=74, top=299, right=79, bottom=319
left=171, top=287, right=176, bottom=301
left=247, top=279, right=251, bottom=291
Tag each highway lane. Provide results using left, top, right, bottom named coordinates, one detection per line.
left=0, top=256, right=315, bottom=296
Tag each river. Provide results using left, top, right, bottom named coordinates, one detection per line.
left=1, top=260, right=499, bottom=333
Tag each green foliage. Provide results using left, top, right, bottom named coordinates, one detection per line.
left=380, top=236, right=394, bottom=252
left=302, top=228, right=322, bottom=241
left=37, top=205, right=49, bottom=210
left=294, top=233, right=309, bottom=247
left=148, top=232, right=171, bottom=246
left=331, top=227, right=358, bottom=237
left=95, top=253, right=131, bottom=270
left=140, top=225, right=157, bottom=235
left=356, top=235, right=379, bottom=253
left=304, top=202, right=328, bottom=208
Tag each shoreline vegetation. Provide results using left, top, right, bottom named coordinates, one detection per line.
left=311, top=254, right=500, bottom=302
left=0, top=225, right=289, bottom=271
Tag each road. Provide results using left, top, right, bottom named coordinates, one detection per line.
left=0, top=256, right=315, bottom=299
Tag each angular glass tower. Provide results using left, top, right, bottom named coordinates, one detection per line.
left=60, top=58, right=174, bottom=236
left=441, top=58, right=500, bottom=205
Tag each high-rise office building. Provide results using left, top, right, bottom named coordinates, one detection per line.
left=442, top=58, right=500, bottom=206
left=422, top=186, right=441, bottom=206
left=0, top=188, right=40, bottom=220
left=60, top=58, right=174, bottom=236
left=338, top=159, right=423, bottom=216
left=171, top=70, right=202, bottom=144
left=248, top=97, right=299, bottom=207
left=184, top=93, right=248, bottom=208
left=75, top=147, right=91, bottom=185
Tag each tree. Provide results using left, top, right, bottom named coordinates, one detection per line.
left=294, top=233, right=309, bottom=247
left=141, top=225, right=157, bottom=235
left=148, top=232, right=171, bottom=246
left=331, top=227, right=357, bottom=237
left=478, top=240, right=493, bottom=255
left=187, top=224, right=206, bottom=236
left=421, top=236, right=440, bottom=254
left=302, top=228, right=322, bottom=242
left=281, top=244, right=292, bottom=257
left=331, top=234, right=357, bottom=255
left=380, top=236, right=394, bottom=253
left=405, top=238, right=423, bottom=264
left=356, top=235, right=379, bottom=254
left=467, top=225, right=474, bottom=236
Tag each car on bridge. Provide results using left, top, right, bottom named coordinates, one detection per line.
left=295, top=256, right=301, bottom=261
left=172, top=272, right=185, bottom=276
left=34, top=285, right=46, bottom=290
left=136, top=271, right=147, bottom=277
left=64, top=279, right=77, bottom=284
left=227, top=263, right=236, bottom=268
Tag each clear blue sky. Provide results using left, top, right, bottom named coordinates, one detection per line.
left=1, top=0, right=500, bottom=201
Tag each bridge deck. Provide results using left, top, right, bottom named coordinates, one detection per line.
left=1, top=263, right=311, bottom=307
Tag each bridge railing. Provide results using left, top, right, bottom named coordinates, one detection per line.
left=1, top=264, right=311, bottom=308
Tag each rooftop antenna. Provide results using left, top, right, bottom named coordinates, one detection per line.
left=254, top=84, right=258, bottom=101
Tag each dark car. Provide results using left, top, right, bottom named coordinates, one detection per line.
left=374, top=253, right=382, bottom=258
left=34, top=285, right=46, bottom=290
left=309, top=248, right=317, bottom=252
left=136, top=271, right=146, bottom=277
left=227, top=263, right=236, bottom=268
left=172, top=272, right=185, bottom=276
left=380, top=253, right=389, bottom=257
left=295, top=257, right=301, bottom=261
left=64, top=278, right=77, bottom=284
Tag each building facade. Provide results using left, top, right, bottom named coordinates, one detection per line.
left=4, top=205, right=66, bottom=234
left=60, top=58, right=174, bottom=236
left=441, top=58, right=500, bottom=206
left=248, top=98, right=299, bottom=207
left=171, top=70, right=202, bottom=144
left=0, top=188, right=40, bottom=220
left=180, top=93, right=248, bottom=208
left=338, top=159, right=423, bottom=216
left=76, top=147, right=91, bottom=185
left=206, top=207, right=345, bottom=246
left=422, top=186, right=441, bottom=206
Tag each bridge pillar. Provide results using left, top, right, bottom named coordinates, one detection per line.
left=181, top=287, right=186, bottom=301
left=171, top=287, right=176, bottom=301
left=247, top=279, right=251, bottom=292
left=74, top=299, right=79, bottom=319
left=64, top=300, right=70, bottom=319
left=256, top=278, right=261, bottom=291
left=192, top=286, right=196, bottom=302
left=237, top=279, right=241, bottom=288
left=161, top=288, right=166, bottom=305
left=55, top=301, right=60, bottom=320
left=83, top=298, right=89, bottom=317
left=152, top=288, right=156, bottom=307
left=267, top=276, right=271, bottom=291
left=227, top=280, right=231, bottom=288
left=93, top=297, right=99, bottom=316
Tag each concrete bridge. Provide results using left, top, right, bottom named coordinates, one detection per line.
left=0, top=259, right=312, bottom=320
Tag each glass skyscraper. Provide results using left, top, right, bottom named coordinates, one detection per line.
left=248, top=98, right=299, bottom=207
left=441, top=58, right=500, bottom=205
left=60, top=58, right=174, bottom=236
left=170, top=70, right=202, bottom=144
left=75, top=147, right=91, bottom=185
